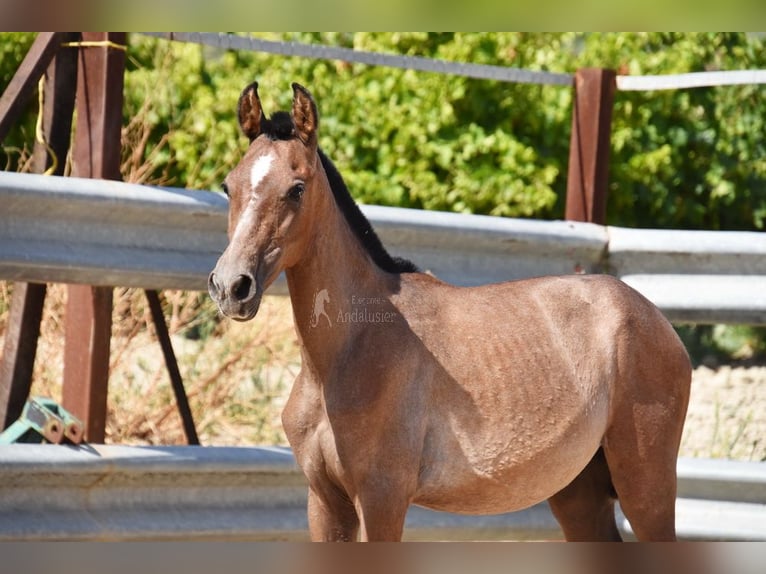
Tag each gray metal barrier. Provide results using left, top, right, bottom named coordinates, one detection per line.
left=0, top=444, right=763, bottom=541
left=2, top=171, right=765, bottom=324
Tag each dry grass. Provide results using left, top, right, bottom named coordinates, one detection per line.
left=0, top=284, right=299, bottom=446
left=680, top=365, right=766, bottom=461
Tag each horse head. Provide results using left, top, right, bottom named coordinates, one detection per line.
left=208, top=82, right=324, bottom=321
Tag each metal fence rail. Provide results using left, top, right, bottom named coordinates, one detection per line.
left=0, top=171, right=228, bottom=291
left=143, top=33, right=766, bottom=92
left=141, top=32, right=575, bottom=87
left=608, top=226, right=766, bottom=324
left=0, top=443, right=762, bottom=541
left=2, top=171, right=766, bottom=324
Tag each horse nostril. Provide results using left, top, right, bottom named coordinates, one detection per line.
left=231, top=274, right=254, bottom=302
left=208, top=272, right=221, bottom=299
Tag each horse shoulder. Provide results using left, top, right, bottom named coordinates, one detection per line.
left=281, top=367, right=323, bottom=455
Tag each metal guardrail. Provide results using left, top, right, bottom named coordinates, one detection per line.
left=142, top=32, right=575, bottom=88
left=0, top=444, right=762, bottom=541
left=0, top=171, right=228, bottom=291
left=1, top=171, right=766, bottom=323
left=608, top=226, right=766, bottom=324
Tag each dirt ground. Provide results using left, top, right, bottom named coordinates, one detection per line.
left=680, top=365, right=766, bottom=461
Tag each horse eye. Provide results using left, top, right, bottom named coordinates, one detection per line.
left=221, top=182, right=230, bottom=197
left=287, top=183, right=305, bottom=202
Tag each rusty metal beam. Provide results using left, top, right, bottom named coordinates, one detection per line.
left=145, top=290, right=200, bottom=445
left=0, top=283, right=47, bottom=429
left=0, top=36, right=79, bottom=430
left=62, top=32, right=126, bottom=443
left=565, top=68, right=616, bottom=225
left=62, top=285, right=113, bottom=443
left=0, top=32, right=70, bottom=143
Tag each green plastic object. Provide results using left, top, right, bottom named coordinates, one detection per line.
left=0, top=397, right=84, bottom=444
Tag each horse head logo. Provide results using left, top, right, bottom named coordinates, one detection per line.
left=310, top=288, right=332, bottom=328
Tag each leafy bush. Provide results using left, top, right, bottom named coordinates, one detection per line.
left=581, top=33, right=766, bottom=230
left=676, top=324, right=766, bottom=366
left=0, top=32, right=36, bottom=170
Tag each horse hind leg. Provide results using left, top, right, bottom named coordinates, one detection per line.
left=602, top=408, right=684, bottom=542
left=548, top=447, right=622, bottom=541
left=601, top=351, right=691, bottom=541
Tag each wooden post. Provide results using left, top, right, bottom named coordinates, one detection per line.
left=62, top=32, right=126, bottom=443
left=565, top=68, right=616, bottom=225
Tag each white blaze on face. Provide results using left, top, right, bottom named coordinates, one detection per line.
left=249, top=152, right=274, bottom=196
left=230, top=152, right=274, bottom=247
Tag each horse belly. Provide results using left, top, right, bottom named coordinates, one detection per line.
left=413, top=400, right=609, bottom=515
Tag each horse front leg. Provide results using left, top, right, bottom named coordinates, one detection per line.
left=307, top=485, right=360, bottom=541
left=355, top=491, right=410, bottom=541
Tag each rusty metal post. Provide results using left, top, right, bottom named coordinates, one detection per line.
left=31, top=32, right=79, bottom=172
left=0, top=33, right=79, bottom=429
left=565, top=68, right=616, bottom=224
left=145, top=290, right=200, bottom=445
left=62, top=32, right=126, bottom=443
left=0, top=284, right=47, bottom=429
left=68, top=32, right=126, bottom=181
left=62, top=286, right=114, bottom=442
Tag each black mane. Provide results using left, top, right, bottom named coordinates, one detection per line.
left=317, top=149, right=419, bottom=274
left=258, top=111, right=418, bottom=274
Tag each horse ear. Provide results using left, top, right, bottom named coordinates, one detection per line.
left=291, top=83, right=318, bottom=146
left=238, top=82, right=263, bottom=141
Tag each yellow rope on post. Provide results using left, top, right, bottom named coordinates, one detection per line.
left=60, top=40, right=128, bottom=51
left=35, top=76, right=58, bottom=176
left=34, top=40, right=128, bottom=175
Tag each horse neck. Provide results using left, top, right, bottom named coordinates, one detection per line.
left=285, top=177, right=392, bottom=374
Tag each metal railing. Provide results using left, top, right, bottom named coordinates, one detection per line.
left=142, top=33, right=766, bottom=91
left=0, top=443, right=762, bottom=541
left=2, top=170, right=765, bottom=324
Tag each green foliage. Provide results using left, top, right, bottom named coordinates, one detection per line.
left=583, top=33, right=766, bottom=230
left=712, top=325, right=766, bottom=361
left=676, top=324, right=766, bottom=365
left=0, top=33, right=36, bottom=170
left=0, top=33, right=36, bottom=89
left=2, top=32, right=765, bottom=228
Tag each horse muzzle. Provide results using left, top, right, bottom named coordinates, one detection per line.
left=208, top=269, right=263, bottom=321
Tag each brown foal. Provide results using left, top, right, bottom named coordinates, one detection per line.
left=208, top=82, right=692, bottom=541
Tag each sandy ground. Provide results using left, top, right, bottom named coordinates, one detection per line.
left=680, top=365, right=766, bottom=461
